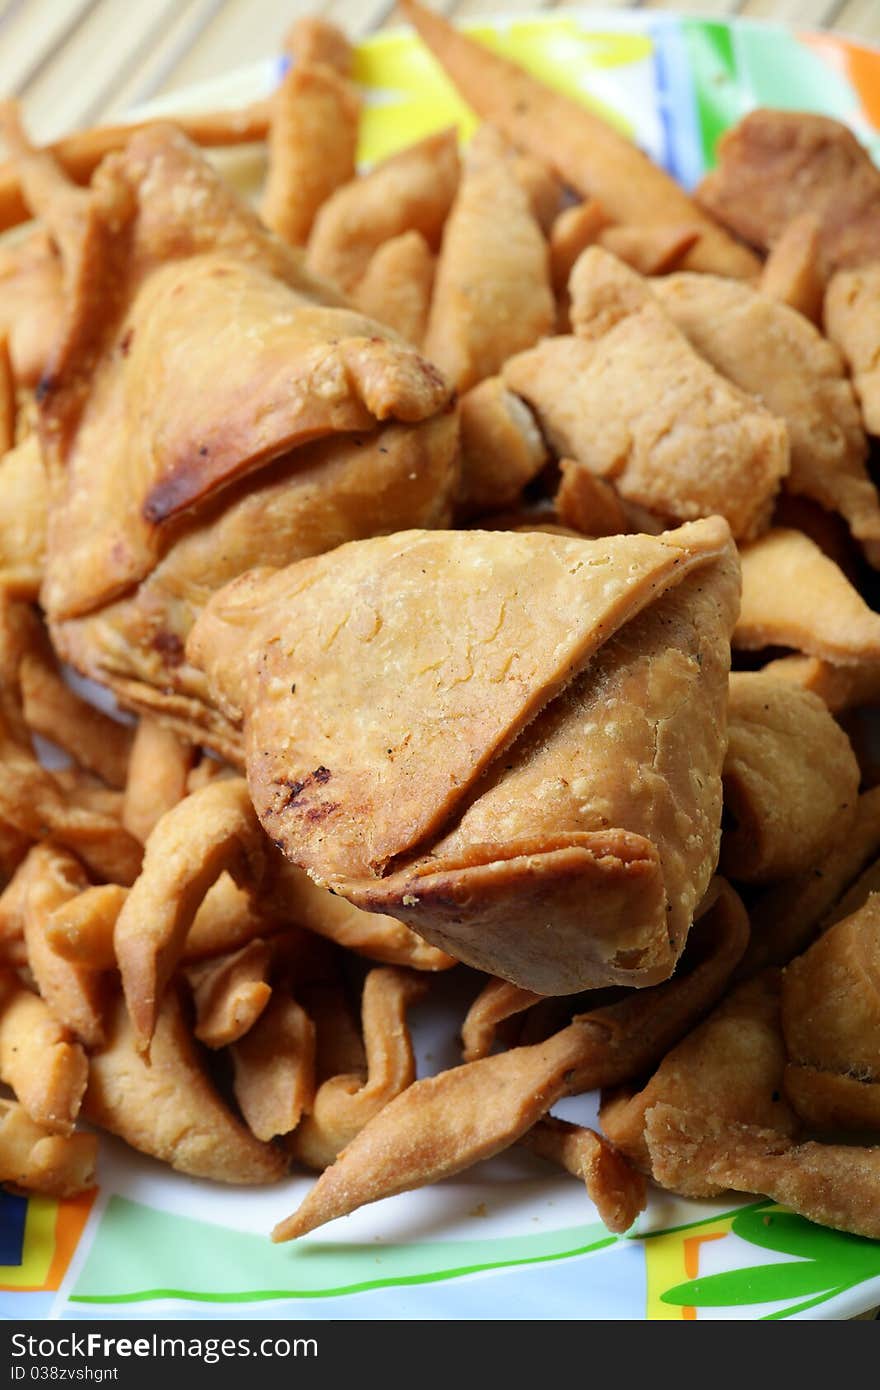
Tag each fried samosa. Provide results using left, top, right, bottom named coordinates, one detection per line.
left=504, top=249, right=788, bottom=541
left=190, top=517, right=739, bottom=994
left=8, top=120, right=458, bottom=752
left=653, top=273, right=880, bottom=562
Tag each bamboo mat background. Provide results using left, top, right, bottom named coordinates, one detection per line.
left=3, top=0, right=879, bottom=143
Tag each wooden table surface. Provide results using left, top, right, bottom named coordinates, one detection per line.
left=4, top=0, right=880, bottom=144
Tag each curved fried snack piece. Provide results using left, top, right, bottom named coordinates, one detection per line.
left=266, top=860, right=456, bottom=972
left=272, top=883, right=748, bottom=1239
left=0, top=705, right=142, bottom=886
left=18, top=844, right=105, bottom=1046
left=191, top=519, right=738, bottom=993
left=261, top=59, right=359, bottom=246
left=0, top=968, right=88, bottom=1135
left=646, top=1104, right=880, bottom=1241
left=115, top=778, right=266, bottom=1051
left=825, top=265, right=880, bottom=437
left=555, top=460, right=633, bottom=539
left=285, top=17, right=353, bottom=72
left=600, top=973, right=798, bottom=1194
left=511, top=150, right=562, bottom=234
left=598, top=224, right=700, bottom=277
left=54, top=413, right=459, bottom=764
left=781, top=895, right=880, bottom=1132
left=654, top=274, right=878, bottom=561
left=231, top=991, right=315, bottom=1142
left=736, top=529, right=880, bottom=664
left=45, top=874, right=274, bottom=971
left=185, top=874, right=279, bottom=963
left=423, top=125, right=554, bottom=392
left=0, top=229, right=64, bottom=386
left=759, top=213, right=825, bottom=324
left=273, top=1026, right=586, bottom=1240
left=45, top=883, right=126, bottom=970
left=461, top=978, right=543, bottom=1063
left=743, top=787, right=880, bottom=977
left=188, top=939, right=272, bottom=1049
left=0, top=102, right=273, bottom=236
left=289, top=967, right=426, bottom=1170
left=550, top=200, right=607, bottom=296
left=457, top=377, right=547, bottom=519
left=696, top=109, right=880, bottom=272
left=0, top=435, right=46, bottom=600
left=400, top=0, right=758, bottom=279
left=86, top=991, right=285, bottom=1183
left=0, top=1097, right=96, bottom=1197
left=506, top=250, right=788, bottom=541
left=354, top=232, right=434, bottom=346
left=122, top=718, right=193, bottom=844
left=759, top=653, right=880, bottom=716
left=19, top=635, right=133, bottom=790
left=520, top=1118, right=646, bottom=1234
left=308, top=128, right=460, bottom=293
left=722, top=672, right=859, bottom=882
left=13, top=121, right=450, bottom=627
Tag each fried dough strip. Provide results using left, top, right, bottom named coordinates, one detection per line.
left=0, top=435, right=47, bottom=600
left=115, top=778, right=266, bottom=1051
left=0, top=1098, right=96, bottom=1196
left=400, top=0, right=758, bottom=279
left=0, top=706, right=142, bottom=886
left=231, top=992, right=315, bottom=1142
left=19, top=643, right=133, bottom=790
left=825, top=265, right=880, bottom=437
left=353, top=232, right=434, bottom=345
left=598, top=224, right=700, bottom=276
left=736, top=529, right=880, bottom=663
left=307, top=128, right=460, bottom=293
left=122, top=717, right=194, bottom=844
left=520, top=1118, right=647, bottom=1234
left=46, top=874, right=272, bottom=971
left=0, top=102, right=272, bottom=234
left=549, top=200, right=607, bottom=294
left=461, top=978, right=543, bottom=1063
left=600, top=972, right=797, bottom=1190
left=267, top=861, right=456, bottom=971
left=272, top=883, right=747, bottom=1238
left=759, top=653, right=880, bottom=715
left=304, top=979, right=366, bottom=1084
left=261, top=60, right=359, bottom=246
left=289, top=967, right=427, bottom=1170
left=284, top=17, right=353, bottom=73
left=189, top=939, right=272, bottom=1049
left=645, top=1104, right=880, bottom=1241
left=0, top=334, right=13, bottom=454
left=423, top=124, right=554, bottom=392
left=759, top=213, right=825, bottom=324
left=0, top=968, right=87, bottom=1134
left=19, top=844, right=105, bottom=1046
left=457, top=376, right=547, bottom=518
left=44, top=883, right=126, bottom=970
left=85, top=991, right=285, bottom=1183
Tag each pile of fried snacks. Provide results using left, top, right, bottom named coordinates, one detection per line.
left=2, top=1, right=880, bottom=1249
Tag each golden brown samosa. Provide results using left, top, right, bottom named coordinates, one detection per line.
left=190, top=518, right=739, bottom=994
left=6, top=120, right=458, bottom=750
